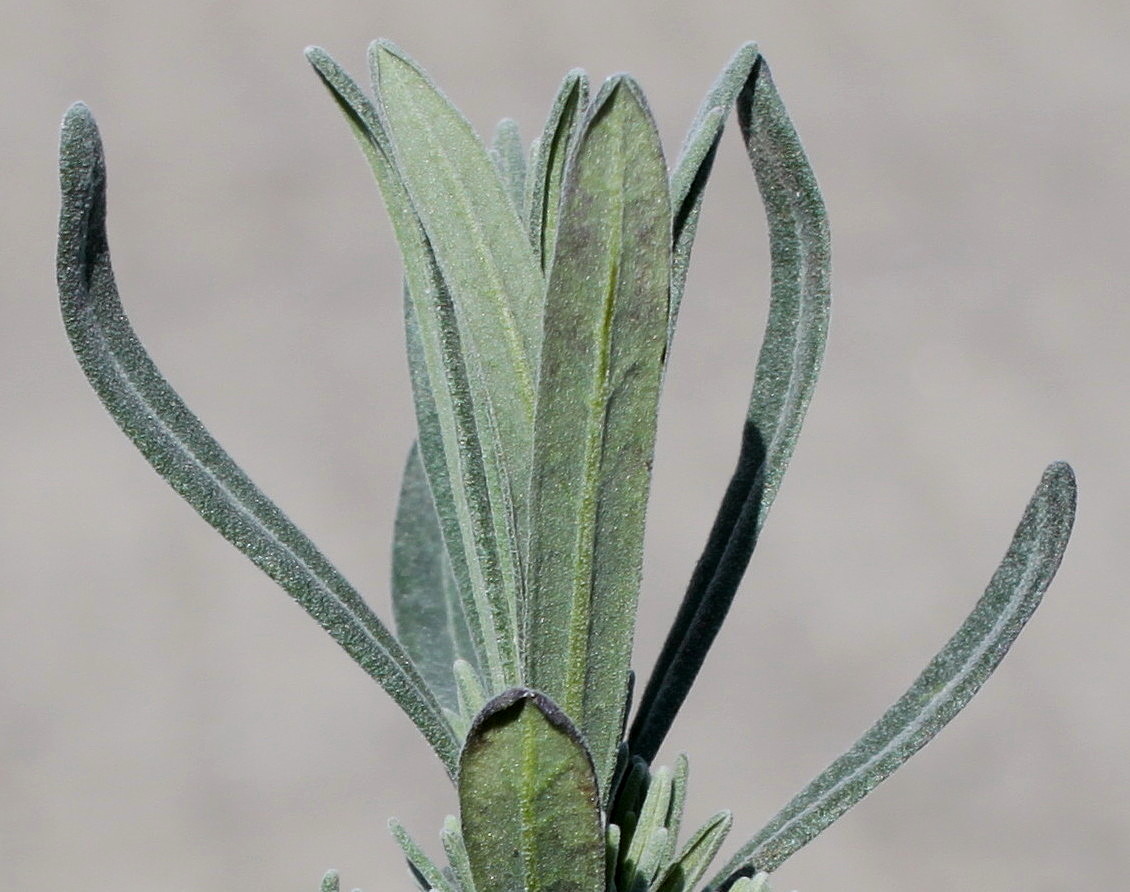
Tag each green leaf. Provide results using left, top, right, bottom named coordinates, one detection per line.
left=390, top=818, right=456, bottom=892
left=663, top=753, right=690, bottom=866
left=371, top=40, right=543, bottom=547
left=654, top=810, right=732, bottom=892
left=454, top=656, right=488, bottom=725
left=727, top=875, right=771, bottom=892
left=306, top=46, right=521, bottom=694
left=617, top=765, right=673, bottom=891
left=441, top=814, right=478, bottom=892
left=459, top=689, right=605, bottom=892
left=491, top=118, right=527, bottom=217
left=631, top=54, right=831, bottom=763
left=525, top=76, right=671, bottom=797
left=524, top=69, right=589, bottom=270
left=708, top=463, right=1077, bottom=886
left=668, top=41, right=760, bottom=348
left=392, top=443, right=478, bottom=712
left=55, top=102, right=460, bottom=776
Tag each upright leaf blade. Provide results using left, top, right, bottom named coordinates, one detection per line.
left=631, top=55, right=831, bottom=763
left=459, top=689, right=605, bottom=892
left=56, top=103, right=459, bottom=775
left=526, top=76, right=671, bottom=796
left=708, top=463, right=1077, bottom=886
left=491, top=117, right=527, bottom=218
left=392, top=443, right=478, bottom=711
left=307, top=47, right=520, bottom=694
left=371, top=40, right=543, bottom=548
left=524, top=69, right=589, bottom=271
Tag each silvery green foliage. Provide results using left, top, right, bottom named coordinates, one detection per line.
left=56, top=39, right=1077, bottom=892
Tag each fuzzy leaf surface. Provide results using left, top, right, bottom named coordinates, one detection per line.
left=307, top=46, right=520, bottom=693
left=372, top=40, right=543, bottom=547
left=655, top=810, right=732, bottom=892
left=709, top=462, right=1077, bottom=886
left=526, top=76, right=670, bottom=796
left=491, top=117, right=527, bottom=218
left=459, top=689, right=604, bottom=892
left=392, top=443, right=477, bottom=711
left=631, top=55, right=830, bottom=762
left=55, top=102, right=459, bottom=774
left=667, top=41, right=760, bottom=347
left=524, top=69, right=589, bottom=271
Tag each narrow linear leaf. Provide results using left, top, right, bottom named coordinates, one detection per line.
left=728, top=875, right=770, bottom=892
left=605, top=824, right=622, bottom=892
left=631, top=55, right=831, bottom=763
left=442, top=815, right=478, bottom=892
left=664, top=754, right=690, bottom=866
left=618, top=765, right=673, bottom=891
left=709, top=462, right=1077, bottom=887
left=526, top=76, right=671, bottom=797
left=454, top=656, right=488, bottom=724
left=491, top=118, right=527, bottom=217
left=371, top=40, right=543, bottom=544
left=393, top=443, right=477, bottom=711
left=307, top=46, right=520, bottom=693
left=391, top=818, right=456, bottom=892
left=610, top=754, right=651, bottom=840
left=459, top=689, right=605, bottom=892
left=668, top=42, right=760, bottom=348
left=55, top=102, right=459, bottom=775
left=655, top=810, right=732, bottom=892
left=404, top=290, right=520, bottom=693
left=524, top=69, right=589, bottom=270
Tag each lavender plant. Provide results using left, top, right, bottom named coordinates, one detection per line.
left=55, top=40, right=1077, bottom=892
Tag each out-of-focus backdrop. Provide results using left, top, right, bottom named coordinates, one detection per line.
left=2, top=2, right=1127, bottom=889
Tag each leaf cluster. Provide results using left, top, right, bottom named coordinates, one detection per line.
left=55, top=38, right=1077, bottom=892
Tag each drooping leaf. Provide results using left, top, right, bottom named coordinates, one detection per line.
left=371, top=41, right=543, bottom=553
left=56, top=102, right=460, bottom=776
left=524, top=69, right=589, bottom=270
left=631, top=54, right=831, bottom=763
left=668, top=41, right=760, bottom=348
left=708, top=463, right=1077, bottom=887
left=525, top=76, right=671, bottom=797
left=459, top=689, right=604, bottom=892
left=307, top=47, right=520, bottom=693
left=392, top=443, right=477, bottom=711
left=491, top=118, right=527, bottom=217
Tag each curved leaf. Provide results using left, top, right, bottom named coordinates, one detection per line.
left=459, top=689, right=604, bottom=892
left=55, top=102, right=459, bottom=774
left=526, top=75, right=671, bottom=796
left=708, top=462, right=1077, bottom=886
left=631, top=54, right=831, bottom=763
left=668, top=41, right=760, bottom=347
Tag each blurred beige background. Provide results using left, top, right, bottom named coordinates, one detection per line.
left=2, top=1, right=1128, bottom=889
